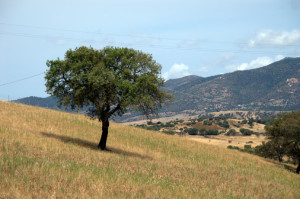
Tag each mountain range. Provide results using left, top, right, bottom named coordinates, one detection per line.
left=13, top=57, right=300, bottom=120
left=163, top=57, right=300, bottom=112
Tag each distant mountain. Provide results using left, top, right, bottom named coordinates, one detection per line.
left=13, top=96, right=58, bottom=109
left=13, top=57, right=300, bottom=121
left=163, top=57, right=300, bottom=112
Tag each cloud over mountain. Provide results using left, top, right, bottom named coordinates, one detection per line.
left=163, top=63, right=191, bottom=80
left=248, top=30, right=300, bottom=47
left=225, top=55, right=284, bottom=72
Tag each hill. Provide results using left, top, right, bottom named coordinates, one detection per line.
left=13, top=57, right=300, bottom=122
left=163, top=57, right=300, bottom=113
left=0, top=101, right=299, bottom=198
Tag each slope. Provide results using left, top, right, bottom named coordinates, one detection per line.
left=0, top=101, right=299, bottom=198
left=163, top=57, right=300, bottom=112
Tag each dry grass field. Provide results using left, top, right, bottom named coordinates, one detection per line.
left=187, top=118, right=267, bottom=149
left=0, top=101, right=299, bottom=198
left=186, top=134, right=266, bottom=149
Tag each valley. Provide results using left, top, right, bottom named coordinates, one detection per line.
left=130, top=112, right=270, bottom=150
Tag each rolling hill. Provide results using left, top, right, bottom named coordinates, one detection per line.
left=0, top=101, right=299, bottom=198
left=13, top=57, right=300, bottom=122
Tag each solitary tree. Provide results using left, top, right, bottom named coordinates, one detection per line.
left=265, top=111, right=300, bottom=174
left=45, top=46, right=172, bottom=150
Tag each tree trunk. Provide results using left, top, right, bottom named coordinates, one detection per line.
left=98, top=119, right=109, bottom=150
left=296, top=158, right=300, bottom=174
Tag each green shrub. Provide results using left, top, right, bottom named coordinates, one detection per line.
left=225, top=129, right=238, bottom=136
left=185, top=128, right=198, bottom=135
left=203, top=120, right=212, bottom=126
left=162, top=130, right=176, bottom=135
left=218, top=120, right=230, bottom=128
left=227, top=145, right=240, bottom=150
left=206, top=130, right=219, bottom=135
left=240, top=128, right=258, bottom=136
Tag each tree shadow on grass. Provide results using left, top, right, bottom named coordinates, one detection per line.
left=264, top=158, right=298, bottom=174
left=40, top=132, right=152, bottom=160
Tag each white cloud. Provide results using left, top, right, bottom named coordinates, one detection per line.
left=249, top=30, right=300, bottom=47
left=162, top=63, right=191, bottom=80
left=225, top=55, right=284, bottom=72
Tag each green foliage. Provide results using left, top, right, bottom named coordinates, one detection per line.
left=203, top=120, right=212, bottom=126
left=45, top=46, right=171, bottom=119
left=184, top=128, right=198, bottom=135
left=147, top=121, right=154, bottom=125
left=162, top=130, right=176, bottom=135
left=227, top=145, right=240, bottom=150
left=45, top=46, right=172, bottom=150
left=217, top=120, right=230, bottom=128
left=206, top=130, right=219, bottom=135
left=136, top=124, right=162, bottom=131
left=166, top=122, right=175, bottom=127
left=239, top=128, right=258, bottom=136
left=241, top=120, right=247, bottom=124
left=186, top=121, right=196, bottom=126
left=199, top=129, right=219, bottom=136
left=225, top=129, right=238, bottom=136
left=254, top=141, right=285, bottom=162
left=259, top=111, right=300, bottom=173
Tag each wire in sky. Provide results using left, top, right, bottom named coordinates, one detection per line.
left=1, top=22, right=300, bottom=47
left=0, top=72, right=45, bottom=87
left=0, top=31, right=292, bottom=56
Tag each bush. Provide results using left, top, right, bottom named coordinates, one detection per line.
left=185, top=128, right=198, bottom=135
left=186, top=121, right=196, bottom=126
left=147, top=121, right=153, bottom=125
left=164, top=122, right=174, bottom=127
left=227, top=145, right=240, bottom=150
left=225, top=129, right=238, bottom=136
left=206, top=130, right=219, bottom=135
left=241, top=119, right=247, bottom=124
left=199, top=129, right=206, bottom=136
left=218, top=120, right=230, bottom=128
left=203, top=120, right=212, bottom=126
left=240, top=128, right=258, bottom=136
left=162, top=130, right=176, bottom=135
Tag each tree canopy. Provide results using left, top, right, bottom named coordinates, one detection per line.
left=263, top=111, right=300, bottom=173
left=45, top=46, right=172, bottom=150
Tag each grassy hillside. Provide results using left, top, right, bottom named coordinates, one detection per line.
left=0, top=101, right=299, bottom=198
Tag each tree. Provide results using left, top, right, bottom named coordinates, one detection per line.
left=255, top=140, right=285, bottom=162
left=184, top=128, right=198, bottom=135
left=265, top=111, right=300, bottom=174
left=45, top=46, right=172, bottom=150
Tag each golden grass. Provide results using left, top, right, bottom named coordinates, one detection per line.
left=0, top=101, right=299, bottom=198
left=186, top=134, right=266, bottom=149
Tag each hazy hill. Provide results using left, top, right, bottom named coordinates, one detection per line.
left=13, top=96, right=58, bottom=109
left=0, top=101, right=299, bottom=198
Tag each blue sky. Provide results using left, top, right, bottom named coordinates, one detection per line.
left=0, top=0, right=300, bottom=100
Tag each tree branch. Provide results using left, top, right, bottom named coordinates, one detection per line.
left=109, top=103, right=121, bottom=117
